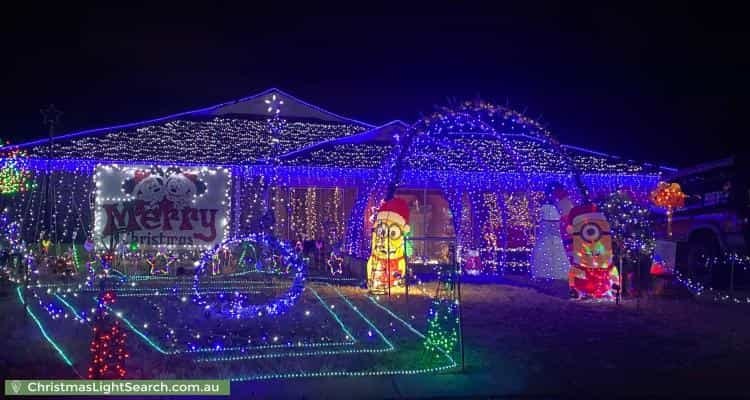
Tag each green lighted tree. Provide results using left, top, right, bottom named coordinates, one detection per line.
left=424, top=299, right=459, bottom=354
left=424, top=263, right=459, bottom=355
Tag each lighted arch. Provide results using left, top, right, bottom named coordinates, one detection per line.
left=344, top=100, right=588, bottom=271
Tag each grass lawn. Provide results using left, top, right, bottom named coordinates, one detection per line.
left=2, top=275, right=749, bottom=398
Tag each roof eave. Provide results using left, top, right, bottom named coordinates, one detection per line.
left=1, top=88, right=375, bottom=151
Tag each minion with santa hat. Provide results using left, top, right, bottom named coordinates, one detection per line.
left=367, top=198, right=410, bottom=294
left=566, top=204, right=620, bottom=299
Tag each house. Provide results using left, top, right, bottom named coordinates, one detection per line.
left=0, top=88, right=674, bottom=273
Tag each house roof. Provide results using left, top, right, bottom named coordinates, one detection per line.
left=3, top=88, right=374, bottom=152
left=280, top=129, right=670, bottom=174
left=2, top=88, right=676, bottom=173
left=206, top=89, right=374, bottom=126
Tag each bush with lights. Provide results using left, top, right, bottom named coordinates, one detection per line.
left=600, top=189, right=655, bottom=261
left=0, top=146, right=36, bottom=195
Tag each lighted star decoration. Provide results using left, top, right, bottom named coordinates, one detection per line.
left=40, top=104, right=64, bottom=130
left=147, top=251, right=176, bottom=275
left=264, top=94, right=284, bottom=115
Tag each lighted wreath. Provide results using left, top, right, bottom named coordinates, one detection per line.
left=192, top=233, right=307, bottom=318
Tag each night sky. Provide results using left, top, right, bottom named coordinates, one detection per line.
left=2, top=5, right=748, bottom=168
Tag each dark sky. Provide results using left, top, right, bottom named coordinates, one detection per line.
left=2, top=5, right=748, bottom=168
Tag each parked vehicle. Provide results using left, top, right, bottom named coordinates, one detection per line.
left=662, top=155, right=750, bottom=289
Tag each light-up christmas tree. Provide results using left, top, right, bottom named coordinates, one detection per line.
left=88, top=289, right=128, bottom=379
left=600, top=189, right=655, bottom=295
left=600, top=190, right=655, bottom=261
left=424, top=262, right=459, bottom=355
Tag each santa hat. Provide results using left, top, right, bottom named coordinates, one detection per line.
left=182, top=173, right=199, bottom=184
left=568, top=203, right=605, bottom=226
left=550, top=186, right=573, bottom=215
left=376, top=198, right=410, bottom=226
left=130, top=170, right=161, bottom=197
left=133, top=170, right=150, bottom=183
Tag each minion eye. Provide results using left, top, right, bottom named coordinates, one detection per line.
left=389, top=225, right=402, bottom=240
left=375, top=224, right=387, bottom=237
left=581, top=223, right=601, bottom=242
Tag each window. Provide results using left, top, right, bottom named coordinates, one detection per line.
left=394, top=189, right=455, bottom=263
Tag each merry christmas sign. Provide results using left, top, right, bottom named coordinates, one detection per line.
left=93, top=165, right=231, bottom=250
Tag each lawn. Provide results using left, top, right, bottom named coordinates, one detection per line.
left=2, top=275, right=749, bottom=398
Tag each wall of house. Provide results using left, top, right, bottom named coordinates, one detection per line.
left=0, top=160, right=661, bottom=276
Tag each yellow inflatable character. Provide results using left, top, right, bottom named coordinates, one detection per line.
left=367, top=198, right=410, bottom=293
left=566, top=204, right=620, bottom=299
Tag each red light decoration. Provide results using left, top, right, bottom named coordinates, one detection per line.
left=87, top=290, right=129, bottom=379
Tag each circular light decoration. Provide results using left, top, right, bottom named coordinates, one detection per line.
left=192, top=233, right=307, bottom=319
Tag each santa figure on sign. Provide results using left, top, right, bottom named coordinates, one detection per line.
left=566, top=204, right=620, bottom=299
left=367, top=198, right=410, bottom=294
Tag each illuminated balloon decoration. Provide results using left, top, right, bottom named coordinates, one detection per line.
left=650, top=182, right=686, bottom=237
left=566, top=204, right=620, bottom=299
left=366, top=198, right=410, bottom=294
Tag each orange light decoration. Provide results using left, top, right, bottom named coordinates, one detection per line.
left=650, top=182, right=686, bottom=237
